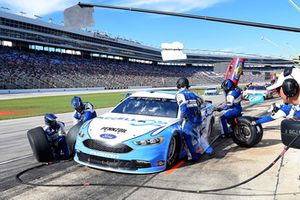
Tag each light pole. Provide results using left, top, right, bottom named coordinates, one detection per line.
left=261, top=36, right=293, bottom=59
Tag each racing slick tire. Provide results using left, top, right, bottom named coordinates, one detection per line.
left=166, top=133, right=180, bottom=169
left=66, top=122, right=83, bottom=156
left=232, top=116, right=263, bottom=148
left=27, top=127, right=53, bottom=162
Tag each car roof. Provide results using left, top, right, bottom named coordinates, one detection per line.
left=130, top=90, right=177, bottom=99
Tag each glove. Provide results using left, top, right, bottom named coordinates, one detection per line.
left=250, top=121, right=257, bottom=126
left=268, top=103, right=280, bottom=114
left=213, top=107, right=223, bottom=112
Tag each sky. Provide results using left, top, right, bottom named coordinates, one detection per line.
left=1, top=0, right=300, bottom=60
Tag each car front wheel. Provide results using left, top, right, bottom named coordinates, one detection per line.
left=166, top=133, right=179, bottom=169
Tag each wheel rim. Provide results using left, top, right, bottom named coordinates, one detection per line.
left=167, top=136, right=177, bottom=166
left=234, top=123, right=251, bottom=142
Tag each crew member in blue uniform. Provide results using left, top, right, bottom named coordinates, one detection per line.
left=43, top=113, right=69, bottom=159
left=251, top=103, right=293, bottom=125
left=71, top=96, right=97, bottom=125
left=253, top=67, right=300, bottom=124
left=215, top=79, right=243, bottom=137
left=176, top=77, right=214, bottom=161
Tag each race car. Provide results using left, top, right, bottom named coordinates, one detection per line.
left=204, top=87, right=219, bottom=96
left=73, top=90, right=215, bottom=174
left=242, top=85, right=274, bottom=100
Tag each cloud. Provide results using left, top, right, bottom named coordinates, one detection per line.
left=0, top=0, right=229, bottom=17
left=0, top=0, right=79, bottom=16
left=120, top=0, right=230, bottom=12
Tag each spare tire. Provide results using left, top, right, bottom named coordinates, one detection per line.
left=281, top=119, right=300, bottom=149
left=232, top=116, right=263, bottom=148
left=27, top=127, right=53, bottom=162
left=66, top=122, right=83, bottom=156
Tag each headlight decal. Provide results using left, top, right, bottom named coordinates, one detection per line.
left=133, top=137, right=164, bottom=146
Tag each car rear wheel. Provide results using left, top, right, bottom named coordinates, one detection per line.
left=166, top=133, right=179, bottom=169
left=27, top=127, right=53, bottom=162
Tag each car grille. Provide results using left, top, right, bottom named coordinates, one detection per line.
left=83, top=139, right=133, bottom=153
left=77, top=152, right=151, bottom=170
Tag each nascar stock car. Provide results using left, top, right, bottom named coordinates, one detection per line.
left=242, top=85, right=274, bottom=101
left=27, top=90, right=263, bottom=174
left=72, top=91, right=216, bottom=174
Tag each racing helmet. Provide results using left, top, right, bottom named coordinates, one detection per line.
left=221, top=79, right=234, bottom=93
left=176, top=77, right=190, bottom=89
left=71, top=96, right=84, bottom=114
left=44, top=113, right=57, bottom=128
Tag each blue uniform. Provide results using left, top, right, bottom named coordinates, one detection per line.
left=176, top=89, right=211, bottom=160
left=256, top=104, right=300, bottom=124
left=72, top=102, right=97, bottom=125
left=43, top=121, right=69, bottom=158
left=220, top=87, right=243, bottom=135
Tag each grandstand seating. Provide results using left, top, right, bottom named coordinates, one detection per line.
left=0, top=47, right=268, bottom=89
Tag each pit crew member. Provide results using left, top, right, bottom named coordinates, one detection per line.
left=252, top=67, right=300, bottom=125
left=71, top=96, right=97, bottom=125
left=43, top=113, right=69, bottom=158
left=176, top=77, right=214, bottom=161
left=215, top=79, right=242, bottom=137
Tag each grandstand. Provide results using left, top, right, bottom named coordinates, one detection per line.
left=0, top=11, right=295, bottom=89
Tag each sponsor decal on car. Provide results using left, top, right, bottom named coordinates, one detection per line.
left=248, top=94, right=264, bottom=104
left=98, top=116, right=167, bottom=127
left=100, top=133, right=117, bottom=139
left=89, top=150, right=120, bottom=159
left=101, top=127, right=127, bottom=133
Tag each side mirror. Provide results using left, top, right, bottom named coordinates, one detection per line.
left=281, top=119, right=300, bottom=149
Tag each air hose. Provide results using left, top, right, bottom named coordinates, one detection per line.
left=16, top=133, right=300, bottom=194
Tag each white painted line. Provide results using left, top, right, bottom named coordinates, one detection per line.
left=0, top=154, right=32, bottom=165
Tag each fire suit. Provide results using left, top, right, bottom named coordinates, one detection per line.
left=43, top=121, right=69, bottom=158
left=220, top=87, right=243, bottom=136
left=72, top=102, right=97, bottom=125
left=176, top=89, right=212, bottom=161
left=255, top=103, right=299, bottom=124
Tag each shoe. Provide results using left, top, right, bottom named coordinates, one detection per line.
left=205, top=146, right=214, bottom=155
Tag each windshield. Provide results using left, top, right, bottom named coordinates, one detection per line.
left=112, top=97, right=178, bottom=118
left=247, top=86, right=266, bottom=90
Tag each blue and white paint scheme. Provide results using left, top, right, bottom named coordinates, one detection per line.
left=74, top=91, right=215, bottom=174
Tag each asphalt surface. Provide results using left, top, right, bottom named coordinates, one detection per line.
left=1, top=95, right=300, bottom=200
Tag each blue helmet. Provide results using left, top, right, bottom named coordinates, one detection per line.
left=44, top=113, right=57, bottom=128
left=221, top=79, right=234, bottom=93
left=71, top=96, right=84, bottom=113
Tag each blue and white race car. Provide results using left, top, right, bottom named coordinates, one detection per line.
left=74, top=91, right=215, bottom=174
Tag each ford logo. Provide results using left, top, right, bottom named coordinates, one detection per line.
left=100, top=133, right=117, bottom=139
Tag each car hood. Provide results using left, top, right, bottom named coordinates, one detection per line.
left=86, top=113, right=179, bottom=145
